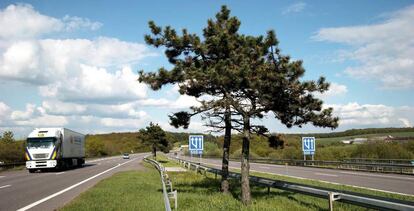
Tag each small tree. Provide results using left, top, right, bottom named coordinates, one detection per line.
left=1, top=131, right=14, bottom=144
left=139, top=122, right=169, bottom=158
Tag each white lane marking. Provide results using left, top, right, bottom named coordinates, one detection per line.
left=0, top=185, right=11, bottom=189
left=315, top=173, right=338, bottom=177
left=86, top=156, right=120, bottom=163
left=339, top=171, right=414, bottom=180
left=0, top=176, right=5, bottom=178
left=86, top=157, right=114, bottom=163
left=17, top=157, right=139, bottom=211
left=194, top=160, right=414, bottom=197
left=55, top=172, right=65, bottom=175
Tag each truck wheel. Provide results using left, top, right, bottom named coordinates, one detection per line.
left=77, top=159, right=84, bottom=167
left=28, top=169, right=36, bottom=173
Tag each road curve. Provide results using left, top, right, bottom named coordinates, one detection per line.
left=178, top=156, right=414, bottom=196
left=0, top=153, right=147, bottom=211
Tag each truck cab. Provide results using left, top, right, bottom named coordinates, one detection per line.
left=25, top=128, right=85, bottom=172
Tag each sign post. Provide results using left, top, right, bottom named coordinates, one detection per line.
left=189, top=135, right=204, bottom=164
left=302, top=137, right=316, bottom=164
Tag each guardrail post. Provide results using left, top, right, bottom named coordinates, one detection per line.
left=328, top=192, right=340, bottom=211
left=168, top=190, right=177, bottom=210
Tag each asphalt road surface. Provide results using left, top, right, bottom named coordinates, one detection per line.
left=178, top=155, right=414, bottom=196
left=0, top=153, right=147, bottom=211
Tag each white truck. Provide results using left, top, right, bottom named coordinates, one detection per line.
left=25, top=128, right=85, bottom=172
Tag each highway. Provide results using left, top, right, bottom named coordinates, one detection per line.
left=179, top=156, right=414, bottom=196
left=0, top=153, right=147, bottom=211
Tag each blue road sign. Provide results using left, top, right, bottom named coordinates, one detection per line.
left=189, top=135, right=203, bottom=154
left=302, top=137, right=316, bottom=155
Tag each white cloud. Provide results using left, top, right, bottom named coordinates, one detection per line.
left=0, top=4, right=154, bottom=104
left=0, top=4, right=101, bottom=39
left=62, top=15, right=102, bottom=31
left=159, top=121, right=209, bottom=133
left=314, top=5, right=414, bottom=89
left=100, top=116, right=148, bottom=128
left=398, top=118, right=412, bottom=127
left=11, top=104, right=40, bottom=120
left=14, top=114, right=68, bottom=127
left=0, top=4, right=158, bottom=136
left=39, top=65, right=147, bottom=103
left=41, top=100, right=87, bottom=115
left=315, top=82, right=347, bottom=99
left=0, top=4, right=61, bottom=39
left=138, top=95, right=200, bottom=109
left=0, top=101, right=150, bottom=135
left=0, top=38, right=152, bottom=102
left=283, top=2, right=306, bottom=15
left=0, top=102, right=10, bottom=124
left=41, top=99, right=147, bottom=119
left=327, top=102, right=414, bottom=127
left=0, top=38, right=154, bottom=85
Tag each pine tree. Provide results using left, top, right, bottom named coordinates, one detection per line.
left=139, top=6, right=339, bottom=204
left=139, top=6, right=243, bottom=193
left=138, top=122, right=169, bottom=159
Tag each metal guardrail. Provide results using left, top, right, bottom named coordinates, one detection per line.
left=173, top=157, right=414, bottom=211
left=0, top=162, right=25, bottom=169
left=197, top=156, right=414, bottom=175
left=248, top=158, right=414, bottom=174
left=143, top=156, right=177, bottom=211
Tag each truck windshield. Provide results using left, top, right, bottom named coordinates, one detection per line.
left=27, top=138, right=55, bottom=149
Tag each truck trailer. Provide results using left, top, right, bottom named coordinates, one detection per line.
left=25, top=128, right=85, bottom=172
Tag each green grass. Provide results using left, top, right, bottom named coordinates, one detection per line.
left=248, top=171, right=414, bottom=202
left=167, top=157, right=414, bottom=202
left=167, top=167, right=368, bottom=210
left=60, top=167, right=164, bottom=211
left=162, top=156, right=414, bottom=202
left=153, top=155, right=180, bottom=167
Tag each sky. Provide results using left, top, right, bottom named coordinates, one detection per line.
left=0, top=1, right=413, bottom=138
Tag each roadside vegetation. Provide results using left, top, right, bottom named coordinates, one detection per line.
left=0, top=131, right=25, bottom=163
left=182, top=132, right=414, bottom=160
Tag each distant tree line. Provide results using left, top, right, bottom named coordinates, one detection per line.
left=295, top=127, right=414, bottom=138
left=0, top=131, right=25, bottom=163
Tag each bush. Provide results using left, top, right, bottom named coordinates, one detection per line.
left=352, top=141, right=414, bottom=159
left=230, top=148, right=260, bottom=159
left=0, top=141, right=25, bottom=163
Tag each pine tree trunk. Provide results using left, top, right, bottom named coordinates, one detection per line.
left=153, top=145, right=157, bottom=159
left=241, top=115, right=251, bottom=205
left=221, top=106, right=231, bottom=193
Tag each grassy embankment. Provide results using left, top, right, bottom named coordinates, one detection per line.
left=61, top=166, right=164, bottom=211
left=62, top=155, right=413, bottom=211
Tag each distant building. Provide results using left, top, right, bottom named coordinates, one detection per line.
left=341, top=138, right=368, bottom=144
left=180, top=145, right=189, bottom=151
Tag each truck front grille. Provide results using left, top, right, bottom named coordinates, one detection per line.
left=33, top=153, right=49, bottom=159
